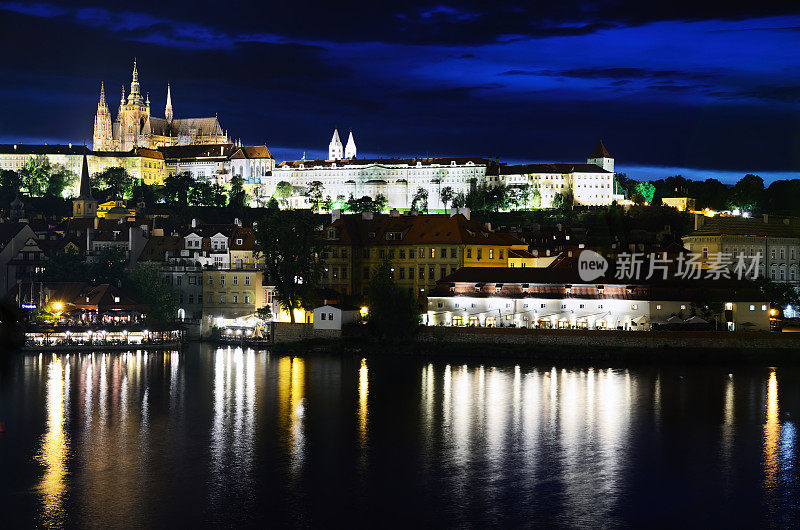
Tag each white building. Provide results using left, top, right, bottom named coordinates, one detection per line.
left=426, top=267, right=770, bottom=331
left=313, top=304, right=361, bottom=330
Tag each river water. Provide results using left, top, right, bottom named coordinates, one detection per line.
left=1, top=343, right=798, bottom=527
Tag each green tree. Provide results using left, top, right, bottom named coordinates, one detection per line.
left=20, top=155, right=51, bottom=196
left=255, top=205, right=326, bottom=323
left=345, top=194, right=385, bottom=213
left=45, top=164, right=77, bottom=198
left=0, top=169, right=22, bottom=207
left=163, top=172, right=194, bottom=206
left=756, top=277, right=800, bottom=309
left=727, top=174, right=764, bottom=213
left=274, top=181, right=293, bottom=206
left=440, top=186, right=455, bottom=211
left=126, top=263, right=179, bottom=322
left=306, top=181, right=324, bottom=212
left=633, top=181, right=656, bottom=204
left=228, top=174, right=248, bottom=209
left=367, top=259, right=421, bottom=339
left=132, top=181, right=161, bottom=207
left=411, top=187, right=429, bottom=212
left=96, top=167, right=135, bottom=199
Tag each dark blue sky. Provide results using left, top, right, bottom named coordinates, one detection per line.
left=1, top=1, right=799, bottom=182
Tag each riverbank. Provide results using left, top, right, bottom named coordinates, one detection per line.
left=20, top=341, right=184, bottom=352
left=269, top=328, right=800, bottom=364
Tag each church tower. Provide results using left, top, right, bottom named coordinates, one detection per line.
left=165, top=83, right=173, bottom=123
left=118, top=59, right=150, bottom=151
left=328, top=129, right=343, bottom=160
left=92, top=82, right=113, bottom=151
left=72, top=155, right=97, bottom=218
left=345, top=131, right=357, bottom=159
left=588, top=141, right=614, bottom=173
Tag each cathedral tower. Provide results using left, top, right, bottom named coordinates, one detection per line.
left=165, top=83, right=173, bottom=123
left=92, top=82, right=113, bottom=151
left=328, top=129, right=343, bottom=160
left=345, top=131, right=357, bottom=159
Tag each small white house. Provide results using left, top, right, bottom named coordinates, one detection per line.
left=313, top=304, right=361, bottom=330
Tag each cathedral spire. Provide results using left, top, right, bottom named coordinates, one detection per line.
left=120, top=85, right=125, bottom=106
left=128, top=58, right=142, bottom=104
left=78, top=155, right=92, bottom=199
left=328, top=128, right=343, bottom=160
left=345, top=130, right=357, bottom=159
left=99, top=82, right=106, bottom=106
left=165, top=83, right=173, bottom=122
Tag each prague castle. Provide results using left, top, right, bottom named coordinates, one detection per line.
left=93, top=60, right=228, bottom=152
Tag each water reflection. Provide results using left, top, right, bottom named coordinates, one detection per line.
left=278, top=356, right=306, bottom=474
left=36, top=358, right=70, bottom=528
left=358, top=358, right=369, bottom=449
left=764, top=369, right=779, bottom=490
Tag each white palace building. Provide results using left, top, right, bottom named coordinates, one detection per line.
left=263, top=131, right=623, bottom=209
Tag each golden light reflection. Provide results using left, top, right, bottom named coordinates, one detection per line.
left=36, top=358, right=70, bottom=528
left=763, top=369, right=779, bottom=489
left=278, top=356, right=306, bottom=470
left=358, top=358, right=369, bottom=449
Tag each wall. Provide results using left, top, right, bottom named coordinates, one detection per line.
left=272, top=322, right=314, bottom=343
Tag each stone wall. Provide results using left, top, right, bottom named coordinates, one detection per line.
left=272, top=322, right=314, bottom=343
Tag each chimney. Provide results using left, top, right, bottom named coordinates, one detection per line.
left=362, top=211, right=374, bottom=221
left=234, top=217, right=241, bottom=227
left=331, top=209, right=342, bottom=222
left=763, top=214, right=769, bottom=224
left=694, top=213, right=706, bottom=231
left=94, top=217, right=99, bottom=229
left=192, top=218, right=198, bottom=228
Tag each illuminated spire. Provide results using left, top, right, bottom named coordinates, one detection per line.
left=165, top=83, right=173, bottom=122
left=99, top=82, right=106, bottom=106
left=128, top=58, right=142, bottom=104
left=345, top=130, right=357, bottom=159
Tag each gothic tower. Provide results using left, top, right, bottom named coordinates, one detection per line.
left=165, top=83, right=173, bottom=123
left=118, top=59, right=151, bottom=151
left=345, top=131, right=357, bottom=159
left=72, top=155, right=97, bottom=218
left=92, top=82, right=113, bottom=151
left=328, top=129, right=343, bottom=160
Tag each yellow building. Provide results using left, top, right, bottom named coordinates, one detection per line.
left=201, top=268, right=267, bottom=336
left=322, top=212, right=528, bottom=298
left=662, top=196, right=696, bottom=212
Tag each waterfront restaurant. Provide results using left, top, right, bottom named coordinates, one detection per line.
left=426, top=267, right=771, bottom=331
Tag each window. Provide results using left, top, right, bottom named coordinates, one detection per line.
left=656, top=304, right=662, bottom=310
left=419, top=267, right=425, bottom=279
left=198, top=294, right=203, bottom=304
left=762, top=304, right=767, bottom=311
left=328, top=313, right=334, bottom=320
left=430, top=248, right=436, bottom=259
left=400, top=249, right=406, bottom=259
left=233, top=276, right=238, bottom=286
left=409, top=268, right=414, bottom=279
left=321, top=313, right=326, bottom=320
left=220, top=276, right=225, bottom=286
left=749, top=304, right=755, bottom=311
left=450, top=248, right=457, bottom=258
left=477, top=249, right=482, bottom=260
left=499, top=249, right=504, bottom=260
left=342, top=268, right=348, bottom=279
left=702, top=247, right=708, bottom=260
left=631, top=304, right=638, bottom=310
left=179, top=294, right=184, bottom=303
left=399, top=268, right=406, bottom=279
left=245, top=276, right=250, bottom=286
left=410, top=249, right=416, bottom=259
left=189, top=294, right=194, bottom=304
left=208, top=276, right=213, bottom=285
left=176, top=276, right=182, bottom=286
left=680, top=304, right=686, bottom=310
left=429, top=267, right=435, bottom=279
left=219, top=294, right=225, bottom=303
left=467, top=248, right=472, bottom=258
left=379, top=249, right=385, bottom=259
left=441, top=248, right=447, bottom=259
left=489, top=249, right=494, bottom=259
left=441, top=267, right=447, bottom=279
left=233, top=294, right=238, bottom=304
left=363, top=267, right=370, bottom=280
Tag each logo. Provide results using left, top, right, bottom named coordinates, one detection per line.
left=578, top=250, right=609, bottom=282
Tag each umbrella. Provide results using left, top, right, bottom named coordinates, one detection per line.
left=684, top=316, right=708, bottom=324
left=666, top=315, right=684, bottom=324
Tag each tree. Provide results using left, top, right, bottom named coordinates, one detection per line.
left=255, top=205, right=326, bottom=323
left=45, top=165, right=77, bottom=198
left=411, top=187, right=429, bottom=212
left=38, top=248, right=88, bottom=282
left=126, top=263, right=179, bottom=322
left=131, top=181, right=161, bottom=207
left=345, top=194, right=384, bottom=213
left=274, top=181, right=293, bottom=206
left=727, top=174, right=764, bottom=213
left=367, top=259, right=421, bottom=339
left=163, top=172, right=194, bottom=206
left=306, top=181, right=324, bottom=212
left=20, top=156, right=51, bottom=196
left=0, top=169, right=22, bottom=207
left=756, top=277, right=800, bottom=309
left=440, top=186, right=455, bottom=211
left=633, top=181, right=656, bottom=205
left=96, top=167, right=135, bottom=199
left=228, top=174, right=248, bottom=210
left=188, top=179, right=215, bottom=206
left=89, top=246, right=128, bottom=285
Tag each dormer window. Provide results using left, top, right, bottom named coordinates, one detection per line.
left=236, top=238, right=243, bottom=245
left=369, top=232, right=376, bottom=239
left=328, top=229, right=336, bottom=239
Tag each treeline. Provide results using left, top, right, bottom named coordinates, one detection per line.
left=617, top=173, right=800, bottom=214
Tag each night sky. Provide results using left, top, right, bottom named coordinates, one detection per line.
left=1, top=1, right=800, bottom=182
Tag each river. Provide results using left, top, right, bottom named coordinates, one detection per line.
left=1, top=343, right=798, bottom=527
